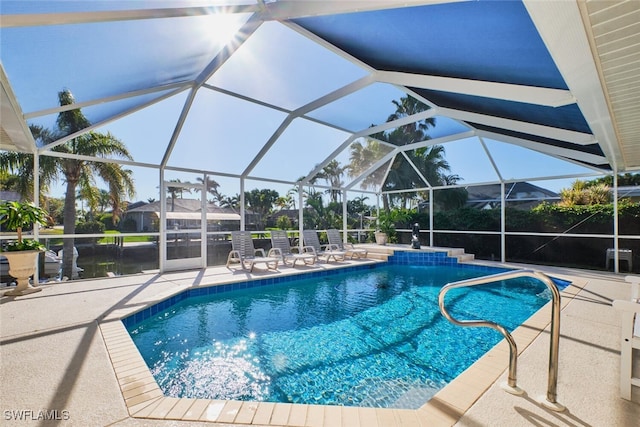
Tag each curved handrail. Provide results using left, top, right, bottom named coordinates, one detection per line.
left=438, top=269, right=564, bottom=411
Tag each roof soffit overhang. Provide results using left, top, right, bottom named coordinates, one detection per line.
left=524, top=0, right=625, bottom=171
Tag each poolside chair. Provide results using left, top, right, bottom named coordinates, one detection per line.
left=302, top=230, right=346, bottom=263
left=612, top=275, right=640, bottom=400
left=226, top=231, right=279, bottom=272
left=268, top=230, right=316, bottom=267
left=326, top=229, right=368, bottom=259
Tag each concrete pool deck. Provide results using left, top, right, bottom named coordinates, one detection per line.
left=1, top=251, right=639, bottom=426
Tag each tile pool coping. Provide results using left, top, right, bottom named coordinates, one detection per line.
left=99, top=254, right=581, bottom=426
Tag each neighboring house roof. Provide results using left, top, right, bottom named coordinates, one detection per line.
left=466, top=182, right=559, bottom=209
left=126, top=199, right=241, bottom=220
left=467, top=182, right=558, bottom=202
left=617, top=186, right=640, bottom=200
left=126, top=201, right=148, bottom=211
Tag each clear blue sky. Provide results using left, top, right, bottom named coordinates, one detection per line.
left=2, top=1, right=599, bottom=204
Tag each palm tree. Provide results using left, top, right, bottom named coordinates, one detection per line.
left=220, top=194, right=240, bottom=209
left=433, top=174, right=468, bottom=210
left=98, top=189, right=111, bottom=214
left=166, top=179, right=191, bottom=211
left=348, top=138, right=390, bottom=191
left=313, top=160, right=346, bottom=203
left=352, top=95, right=453, bottom=209
left=0, top=143, right=54, bottom=206
left=285, top=187, right=298, bottom=209
left=244, top=188, right=279, bottom=229
left=386, top=95, right=436, bottom=144
left=195, top=176, right=220, bottom=203
left=0, top=89, right=135, bottom=279
left=274, top=196, right=291, bottom=211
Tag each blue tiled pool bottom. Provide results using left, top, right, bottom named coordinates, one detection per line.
left=123, top=250, right=474, bottom=328
left=125, top=260, right=564, bottom=409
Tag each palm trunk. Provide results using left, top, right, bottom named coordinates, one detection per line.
left=382, top=194, right=390, bottom=211
left=62, top=180, right=77, bottom=279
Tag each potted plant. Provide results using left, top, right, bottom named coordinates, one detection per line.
left=375, top=209, right=410, bottom=245
left=0, top=201, right=48, bottom=296
left=375, top=211, right=393, bottom=245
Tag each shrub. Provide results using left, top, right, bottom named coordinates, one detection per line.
left=275, top=215, right=292, bottom=230
left=98, top=213, right=118, bottom=230
left=75, top=220, right=106, bottom=244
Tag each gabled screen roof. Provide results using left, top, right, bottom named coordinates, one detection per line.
left=1, top=0, right=637, bottom=199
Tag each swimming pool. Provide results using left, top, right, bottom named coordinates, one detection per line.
left=126, top=264, right=565, bottom=409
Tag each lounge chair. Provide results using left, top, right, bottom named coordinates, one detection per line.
left=226, top=231, right=279, bottom=272
left=268, top=230, right=316, bottom=267
left=326, top=229, right=368, bottom=259
left=302, top=230, right=346, bottom=262
left=612, top=275, right=640, bottom=400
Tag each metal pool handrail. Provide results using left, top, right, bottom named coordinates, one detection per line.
left=438, top=269, right=565, bottom=412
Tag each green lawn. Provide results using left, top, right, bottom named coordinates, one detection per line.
left=36, top=228, right=155, bottom=244
left=102, top=230, right=155, bottom=243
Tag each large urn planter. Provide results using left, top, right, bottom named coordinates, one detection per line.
left=3, top=250, right=42, bottom=296
left=374, top=231, right=388, bottom=246
left=0, top=201, right=49, bottom=297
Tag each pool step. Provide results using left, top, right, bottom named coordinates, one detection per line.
left=456, top=253, right=476, bottom=262
left=359, top=244, right=475, bottom=263
left=359, top=244, right=396, bottom=261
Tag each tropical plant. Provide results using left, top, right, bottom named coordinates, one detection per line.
left=348, top=138, right=392, bottom=191
left=587, top=173, right=640, bottom=187
left=585, top=183, right=612, bottom=205
left=387, top=95, right=436, bottom=140
left=301, top=189, right=341, bottom=230
left=312, top=160, right=346, bottom=203
left=285, top=187, right=298, bottom=209
left=166, top=179, right=190, bottom=211
left=221, top=194, right=240, bottom=209
left=97, top=189, right=111, bottom=214
left=0, top=201, right=48, bottom=251
left=275, top=215, right=292, bottom=230
left=274, top=196, right=292, bottom=211
left=0, top=151, right=52, bottom=207
left=195, top=176, right=221, bottom=203
left=244, top=188, right=279, bottom=229
left=348, top=95, right=455, bottom=209
left=0, top=89, right=136, bottom=278
left=433, top=175, right=468, bottom=210
left=375, top=208, right=410, bottom=243
left=559, top=180, right=612, bottom=206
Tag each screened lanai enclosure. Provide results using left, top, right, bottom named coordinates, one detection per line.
left=1, top=1, right=639, bottom=280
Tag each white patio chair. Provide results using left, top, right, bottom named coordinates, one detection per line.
left=268, top=230, right=316, bottom=267
left=226, top=231, right=279, bottom=272
left=326, top=229, right=368, bottom=259
left=302, top=230, right=345, bottom=263
left=612, top=275, right=640, bottom=400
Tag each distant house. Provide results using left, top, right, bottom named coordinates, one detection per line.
left=466, top=182, right=559, bottom=210
left=0, top=190, right=21, bottom=202
left=617, top=186, right=640, bottom=203
left=123, top=199, right=241, bottom=232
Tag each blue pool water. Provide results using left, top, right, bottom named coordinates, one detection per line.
left=127, top=264, right=565, bottom=409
